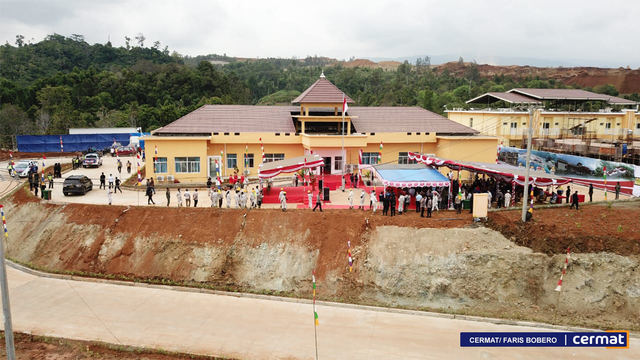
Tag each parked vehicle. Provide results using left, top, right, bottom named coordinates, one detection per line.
left=10, top=160, right=36, bottom=178
left=82, top=153, right=103, bottom=168
left=115, top=146, right=136, bottom=156
left=82, top=147, right=103, bottom=156
left=63, top=175, right=93, bottom=196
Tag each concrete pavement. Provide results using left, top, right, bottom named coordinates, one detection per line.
left=2, top=265, right=637, bottom=360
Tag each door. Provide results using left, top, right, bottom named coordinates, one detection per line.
left=208, top=156, right=223, bottom=178
left=323, top=157, right=331, bottom=175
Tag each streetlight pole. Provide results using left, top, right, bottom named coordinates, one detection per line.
left=0, top=205, right=16, bottom=360
left=521, top=108, right=534, bottom=222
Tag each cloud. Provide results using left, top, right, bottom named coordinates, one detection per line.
left=1, top=0, right=638, bottom=67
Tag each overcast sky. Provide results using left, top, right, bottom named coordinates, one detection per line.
left=1, top=0, right=638, bottom=67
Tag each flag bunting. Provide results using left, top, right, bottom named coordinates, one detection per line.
left=312, top=269, right=319, bottom=326
left=1, top=204, right=8, bottom=238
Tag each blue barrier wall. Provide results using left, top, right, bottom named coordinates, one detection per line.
left=17, top=134, right=134, bottom=153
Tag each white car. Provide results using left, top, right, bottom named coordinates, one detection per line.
left=10, top=160, right=36, bottom=178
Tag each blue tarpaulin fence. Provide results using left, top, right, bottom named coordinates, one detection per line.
left=17, top=134, right=135, bottom=153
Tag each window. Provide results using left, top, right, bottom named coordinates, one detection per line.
left=361, top=152, right=378, bottom=165
left=243, top=153, right=254, bottom=168
left=227, top=154, right=237, bottom=169
left=154, top=157, right=168, bottom=173
left=264, top=153, right=285, bottom=163
left=543, top=123, right=550, bottom=129
left=510, top=122, right=518, bottom=129
left=398, top=152, right=417, bottom=165
left=636, top=123, right=640, bottom=129
left=175, top=157, right=200, bottom=173
left=605, top=123, right=612, bottom=129
left=469, top=118, right=473, bottom=127
left=334, top=156, right=343, bottom=171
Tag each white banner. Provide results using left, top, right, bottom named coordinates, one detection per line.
left=634, top=165, right=640, bottom=198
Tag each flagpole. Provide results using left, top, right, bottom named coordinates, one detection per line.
left=341, top=96, right=345, bottom=190
left=0, top=205, right=16, bottom=360
left=312, top=269, right=319, bottom=360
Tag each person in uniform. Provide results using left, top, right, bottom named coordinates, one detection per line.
left=348, top=188, right=354, bottom=209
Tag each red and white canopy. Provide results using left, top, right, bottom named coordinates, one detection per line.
left=258, top=154, right=324, bottom=179
left=408, top=152, right=571, bottom=187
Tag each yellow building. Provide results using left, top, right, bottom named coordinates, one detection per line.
left=145, top=75, right=499, bottom=183
left=446, top=89, right=639, bottom=147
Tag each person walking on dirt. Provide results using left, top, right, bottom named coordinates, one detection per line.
left=570, top=191, right=580, bottom=210
left=256, top=189, right=263, bottom=208
left=114, top=177, right=122, bottom=193
left=348, top=188, right=354, bottom=209
left=126, top=160, right=132, bottom=174
left=455, top=194, right=462, bottom=214
left=48, top=172, right=54, bottom=189
left=166, top=187, right=171, bottom=207
left=420, top=194, right=427, bottom=217
left=176, top=188, right=183, bottom=207
left=432, top=190, right=440, bottom=213
left=615, top=182, right=621, bottom=200
left=382, top=191, right=389, bottom=216
left=566, top=185, right=571, bottom=204
left=588, top=184, right=594, bottom=202
left=107, top=188, right=113, bottom=205
left=360, top=189, right=366, bottom=210
left=184, top=189, right=191, bottom=207
left=308, top=190, right=313, bottom=209
left=313, top=190, right=323, bottom=212
left=108, top=174, right=114, bottom=189
left=100, top=172, right=106, bottom=189
left=117, top=160, right=122, bottom=175
left=146, top=185, right=155, bottom=205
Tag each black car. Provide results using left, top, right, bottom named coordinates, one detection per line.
left=63, top=175, right=94, bottom=196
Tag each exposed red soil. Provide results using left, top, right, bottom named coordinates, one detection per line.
left=434, top=62, right=640, bottom=93
left=0, top=331, right=230, bottom=360
left=487, top=202, right=640, bottom=256
left=0, top=150, right=81, bottom=162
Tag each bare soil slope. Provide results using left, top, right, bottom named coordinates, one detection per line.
left=4, top=189, right=640, bottom=331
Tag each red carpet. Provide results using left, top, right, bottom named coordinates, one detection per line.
left=262, top=186, right=330, bottom=204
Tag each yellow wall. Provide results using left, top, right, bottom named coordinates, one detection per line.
left=448, top=110, right=640, bottom=144
left=146, top=132, right=498, bottom=183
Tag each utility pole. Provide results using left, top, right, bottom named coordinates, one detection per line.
left=0, top=205, right=16, bottom=360
left=521, top=108, right=534, bottom=222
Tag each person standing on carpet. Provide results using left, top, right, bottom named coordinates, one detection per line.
left=308, top=190, right=313, bottom=209
left=360, top=189, right=366, bottom=210
left=280, top=191, right=287, bottom=211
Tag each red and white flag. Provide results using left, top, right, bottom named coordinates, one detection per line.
left=555, top=248, right=571, bottom=292
left=343, top=93, right=349, bottom=114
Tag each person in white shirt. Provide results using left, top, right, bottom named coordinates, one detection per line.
left=184, top=189, right=191, bottom=207
left=359, top=189, right=366, bottom=210
left=504, top=190, right=512, bottom=208
left=279, top=191, right=287, bottom=211
left=308, top=190, right=313, bottom=209
left=348, top=189, right=354, bottom=209
left=250, top=189, right=256, bottom=208
left=487, top=190, right=493, bottom=209
left=211, top=189, right=218, bottom=207
left=432, top=190, right=439, bottom=212
left=234, top=190, right=240, bottom=208
left=108, top=174, right=114, bottom=189
left=193, top=189, right=199, bottom=207
left=225, top=190, right=231, bottom=208
left=370, top=190, right=378, bottom=214
left=398, top=194, right=405, bottom=214
left=176, top=188, right=183, bottom=207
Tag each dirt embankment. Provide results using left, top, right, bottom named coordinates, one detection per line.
left=4, top=189, right=640, bottom=331
left=0, top=150, right=81, bottom=162
left=0, top=331, right=229, bottom=360
left=433, top=62, right=640, bottom=93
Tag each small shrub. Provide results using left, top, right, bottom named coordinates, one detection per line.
left=617, top=225, right=623, bottom=233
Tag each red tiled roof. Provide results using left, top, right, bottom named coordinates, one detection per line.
left=508, top=88, right=636, bottom=105
left=154, top=105, right=296, bottom=134
left=292, top=78, right=355, bottom=104
left=466, top=92, right=541, bottom=104
left=348, top=107, right=478, bottom=134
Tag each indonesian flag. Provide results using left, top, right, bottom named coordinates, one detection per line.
left=343, top=93, right=348, bottom=114
left=358, top=149, right=363, bottom=179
